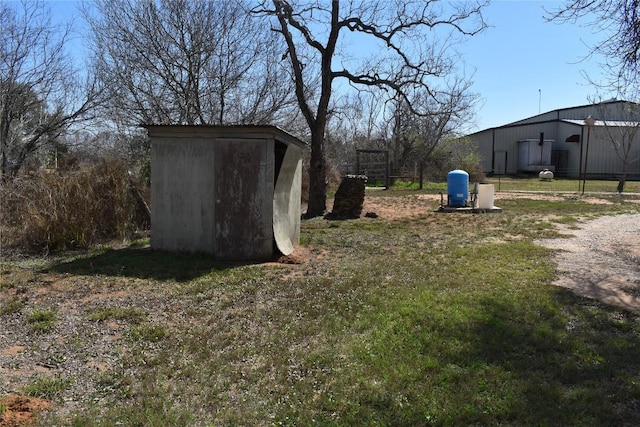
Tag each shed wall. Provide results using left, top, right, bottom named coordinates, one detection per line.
left=149, top=125, right=305, bottom=260
left=213, top=138, right=274, bottom=260
left=151, top=136, right=275, bottom=259
left=151, top=138, right=217, bottom=253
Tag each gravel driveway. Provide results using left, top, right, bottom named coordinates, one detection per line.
left=537, top=213, right=640, bottom=311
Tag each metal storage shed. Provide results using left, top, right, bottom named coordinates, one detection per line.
left=146, top=125, right=306, bottom=260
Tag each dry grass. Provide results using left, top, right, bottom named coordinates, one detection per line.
left=0, top=158, right=148, bottom=253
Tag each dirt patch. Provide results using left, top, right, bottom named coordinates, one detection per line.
left=0, top=394, right=52, bottom=427
left=0, top=346, right=26, bottom=357
left=537, top=213, right=640, bottom=311
left=360, top=193, right=441, bottom=219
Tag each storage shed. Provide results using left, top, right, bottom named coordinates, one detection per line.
left=146, top=125, right=306, bottom=260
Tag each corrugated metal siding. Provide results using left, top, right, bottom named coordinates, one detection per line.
left=492, top=123, right=558, bottom=174
left=469, top=101, right=640, bottom=178
left=582, top=128, right=640, bottom=178
left=472, top=130, right=493, bottom=172
left=554, top=122, right=583, bottom=177
left=558, top=105, right=599, bottom=121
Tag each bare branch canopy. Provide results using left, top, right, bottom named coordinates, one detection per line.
left=253, top=0, right=488, bottom=217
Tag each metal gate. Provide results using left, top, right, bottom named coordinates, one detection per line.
left=356, top=149, right=389, bottom=187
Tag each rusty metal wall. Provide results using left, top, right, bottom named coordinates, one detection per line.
left=214, top=138, right=273, bottom=260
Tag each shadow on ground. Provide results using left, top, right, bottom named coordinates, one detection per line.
left=45, top=247, right=250, bottom=282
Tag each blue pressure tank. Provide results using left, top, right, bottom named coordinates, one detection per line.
left=447, top=170, right=469, bottom=207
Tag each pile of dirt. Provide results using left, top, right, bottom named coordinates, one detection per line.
left=0, top=394, right=51, bottom=427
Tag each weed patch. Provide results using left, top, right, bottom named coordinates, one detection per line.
left=0, top=158, right=148, bottom=252
left=1, top=296, right=26, bottom=315
left=24, top=376, right=72, bottom=401
left=130, top=323, right=167, bottom=342
left=27, top=308, right=57, bottom=333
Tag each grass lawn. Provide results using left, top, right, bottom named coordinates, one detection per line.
left=1, top=189, right=640, bottom=426
left=391, top=177, right=640, bottom=194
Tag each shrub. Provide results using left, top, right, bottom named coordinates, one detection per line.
left=424, top=137, right=487, bottom=183
left=0, top=157, right=149, bottom=252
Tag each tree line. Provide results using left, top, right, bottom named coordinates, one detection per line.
left=2, top=0, right=638, bottom=217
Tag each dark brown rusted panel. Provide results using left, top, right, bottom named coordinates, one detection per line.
left=214, top=138, right=270, bottom=260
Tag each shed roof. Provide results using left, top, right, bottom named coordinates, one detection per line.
left=143, top=124, right=307, bottom=149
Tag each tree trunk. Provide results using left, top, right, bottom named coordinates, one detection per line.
left=618, top=162, right=629, bottom=193
left=305, top=128, right=327, bottom=218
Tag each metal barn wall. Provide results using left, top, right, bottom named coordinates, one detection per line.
left=476, top=122, right=559, bottom=175
left=558, top=105, right=600, bottom=121
left=554, top=122, right=583, bottom=177
left=470, top=101, right=640, bottom=178
left=582, top=127, right=640, bottom=179
left=472, top=130, right=494, bottom=173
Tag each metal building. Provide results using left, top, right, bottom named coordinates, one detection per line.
left=146, top=125, right=306, bottom=260
left=469, top=100, right=640, bottom=179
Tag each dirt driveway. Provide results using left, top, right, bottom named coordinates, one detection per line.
left=537, top=213, right=640, bottom=311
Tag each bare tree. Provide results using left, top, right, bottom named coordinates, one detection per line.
left=254, top=0, right=487, bottom=217
left=550, top=2, right=640, bottom=191
left=85, top=0, right=298, bottom=128
left=549, top=0, right=640, bottom=92
left=0, top=0, right=102, bottom=178
left=389, top=81, right=476, bottom=187
left=596, top=101, right=640, bottom=192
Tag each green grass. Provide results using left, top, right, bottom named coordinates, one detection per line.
left=24, top=376, right=72, bottom=400
left=129, top=323, right=167, bottom=342
left=0, top=296, right=26, bottom=315
left=27, top=308, right=58, bottom=333
left=8, top=191, right=639, bottom=426
left=485, top=176, right=640, bottom=193
left=387, top=177, right=640, bottom=193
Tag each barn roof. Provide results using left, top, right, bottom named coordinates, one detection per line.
left=468, top=99, right=640, bottom=136
left=561, top=119, right=640, bottom=127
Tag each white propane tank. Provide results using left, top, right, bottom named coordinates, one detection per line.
left=539, top=169, right=554, bottom=180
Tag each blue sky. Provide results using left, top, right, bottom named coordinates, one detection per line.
left=460, top=0, right=609, bottom=131
left=47, top=0, right=609, bottom=133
